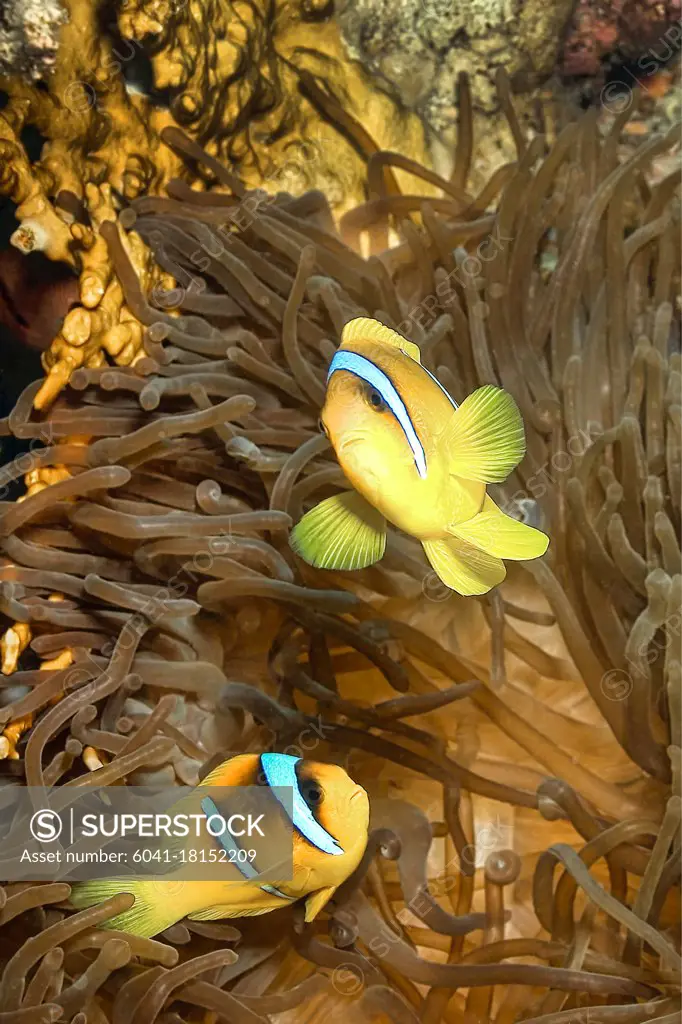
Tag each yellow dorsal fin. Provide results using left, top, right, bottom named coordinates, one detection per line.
left=201, top=753, right=259, bottom=786
left=341, top=317, right=421, bottom=363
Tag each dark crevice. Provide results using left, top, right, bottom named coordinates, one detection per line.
left=563, top=36, right=681, bottom=109
left=95, top=0, right=174, bottom=108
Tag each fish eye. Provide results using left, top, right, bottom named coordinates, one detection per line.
left=368, top=388, right=386, bottom=411
left=301, top=779, right=324, bottom=807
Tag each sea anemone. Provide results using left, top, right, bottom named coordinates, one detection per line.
left=0, top=73, right=679, bottom=1023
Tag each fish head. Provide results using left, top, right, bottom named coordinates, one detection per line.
left=297, top=759, right=370, bottom=855
left=321, top=368, right=417, bottom=504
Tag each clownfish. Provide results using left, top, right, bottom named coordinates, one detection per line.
left=70, top=753, right=369, bottom=937
left=290, top=317, right=549, bottom=595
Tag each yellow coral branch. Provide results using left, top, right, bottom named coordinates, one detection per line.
left=0, top=619, right=74, bottom=759
left=0, top=622, right=31, bottom=676
left=83, top=746, right=108, bottom=771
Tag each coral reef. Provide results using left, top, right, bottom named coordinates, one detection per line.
left=2, top=0, right=675, bottom=415
left=0, top=0, right=183, bottom=409
left=0, top=0, right=67, bottom=82
left=0, top=0, right=431, bottom=410
left=336, top=0, right=576, bottom=179
left=0, top=76, right=679, bottom=1022
left=116, top=0, right=430, bottom=200
left=338, top=0, right=575, bottom=120
left=562, top=0, right=682, bottom=79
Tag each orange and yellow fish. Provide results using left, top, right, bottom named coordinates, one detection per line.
left=290, top=317, right=549, bottom=594
left=70, top=753, right=369, bottom=937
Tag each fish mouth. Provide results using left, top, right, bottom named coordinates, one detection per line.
left=340, top=436, right=368, bottom=454
left=350, top=787, right=365, bottom=803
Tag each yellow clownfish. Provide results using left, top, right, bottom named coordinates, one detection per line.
left=70, top=753, right=369, bottom=937
left=290, top=317, right=549, bottom=595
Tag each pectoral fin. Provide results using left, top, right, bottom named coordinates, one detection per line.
left=341, top=317, right=421, bottom=362
left=304, top=885, right=337, bottom=922
left=449, top=496, right=549, bottom=560
left=439, top=385, right=525, bottom=483
left=422, top=536, right=506, bottom=596
left=290, top=491, right=386, bottom=571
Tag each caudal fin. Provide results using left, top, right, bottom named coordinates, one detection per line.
left=70, top=878, right=183, bottom=937
left=448, top=496, right=549, bottom=560
left=422, top=536, right=506, bottom=596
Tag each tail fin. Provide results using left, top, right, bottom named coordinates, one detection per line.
left=448, top=496, right=549, bottom=560
left=422, top=536, right=506, bottom=596
left=70, top=878, right=184, bottom=938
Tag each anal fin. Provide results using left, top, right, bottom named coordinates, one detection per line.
left=422, top=536, right=506, bottom=596
left=304, top=884, right=337, bottom=922
left=188, top=900, right=283, bottom=920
